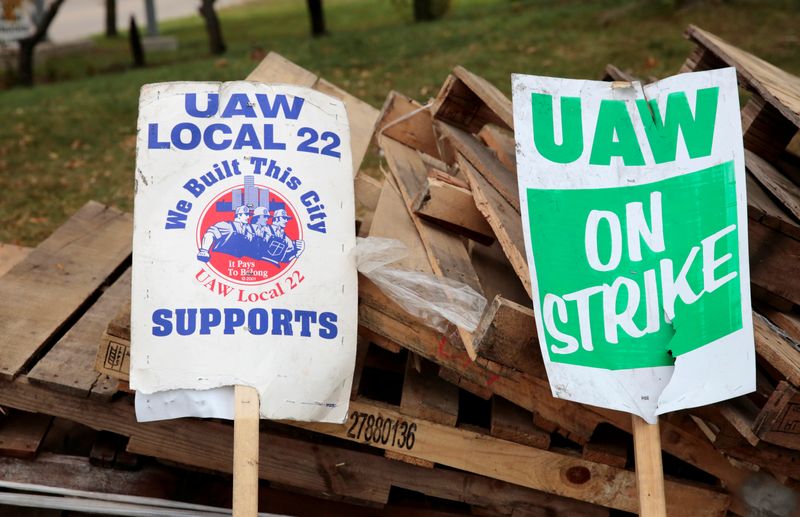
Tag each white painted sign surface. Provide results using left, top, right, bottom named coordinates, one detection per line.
left=512, top=68, right=754, bottom=422
left=131, top=82, right=356, bottom=423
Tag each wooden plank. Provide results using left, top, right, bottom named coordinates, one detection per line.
left=401, top=354, right=459, bottom=427
left=0, top=379, right=614, bottom=516
left=490, top=397, right=550, bottom=450
left=631, top=415, right=667, bottom=516
left=29, top=270, right=130, bottom=399
left=354, top=172, right=382, bottom=213
left=315, top=78, right=379, bottom=175
left=746, top=174, right=800, bottom=242
left=0, top=410, right=51, bottom=459
left=297, top=399, right=730, bottom=516
left=0, top=201, right=132, bottom=381
left=383, top=449, right=434, bottom=469
left=748, top=216, right=800, bottom=306
left=246, top=51, right=318, bottom=87
left=458, top=153, right=530, bottom=296
left=233, top=385, right=260, bottom=517
left=747, top=149, right=800, bottom=221
left=582, top=424, right=629, bottom=468
left=753, top=312, right=800, bottom=387
left=601, top=64, right=637, bottom=82
left=468, top=240, right=529, bottom=307
left=431, top=67, right=512, bottom=134
left=753, top=381, right=800, bottom=450
left=368, top=181, right=433, bottom=274
left=685, top=25, right=800, bottom=130
left=374, top=90, right=440, bottom=158
left=412, top=175, right=494, bottom=244
left=437, top=122, right=519, bottom=212
left=741, top=97, right=799, bottom=161
left=477, top=124, right=516, bottom=173
left=0, top=243, right=31, bottom=278
left=473, top=296, right=544, bottom=379
left=358, top=278, right=754, bottom=500
left=247, top=51, right=379, bottom=174
left=379, top=135, right=484, bottom=359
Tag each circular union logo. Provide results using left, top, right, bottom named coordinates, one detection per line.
left=195, top=182, right=304, bottom=286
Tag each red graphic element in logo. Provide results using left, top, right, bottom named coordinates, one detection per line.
left=196, top=182, right=304, bottom=286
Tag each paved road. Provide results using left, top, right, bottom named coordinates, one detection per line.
left=48, top=0, right=250, bottom=43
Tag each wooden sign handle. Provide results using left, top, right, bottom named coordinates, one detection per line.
left=632, top=414, right=667, bottom=516
left=233, top=385, right=260, bottom=517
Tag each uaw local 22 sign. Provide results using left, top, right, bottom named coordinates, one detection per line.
left=512, top=68, right=754, bottom=422
left=131, top=82, right=356, bottom=423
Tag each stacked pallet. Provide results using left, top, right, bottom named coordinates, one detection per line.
left=0, top=25, right=799, bottom=516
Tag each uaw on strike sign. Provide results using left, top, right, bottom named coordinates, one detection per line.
left=512, top=68, right=754, bottom=422
left=131, top=82, right=356, bottom=423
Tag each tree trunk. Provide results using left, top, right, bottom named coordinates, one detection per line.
left=306, top=0, right=326, bottom=37
left=199, top=0, right=226, bottom=55
left=105, top=0, right=117, bottom=37
left=129, top=16, right=145, bottom=67
left=16, top=0, right=66, bottom=87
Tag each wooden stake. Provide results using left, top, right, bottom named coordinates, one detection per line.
left=233, top=385, right=259, bottom=517
left=632, top=415, right=667, bottom=516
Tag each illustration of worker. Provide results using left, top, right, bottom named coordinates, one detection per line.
left=251, top=207, right=305, bottom=266
left=197, top=205, right=254, bottom=262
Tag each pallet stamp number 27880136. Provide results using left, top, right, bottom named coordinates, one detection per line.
left=346, top=410, right=417, bottom=450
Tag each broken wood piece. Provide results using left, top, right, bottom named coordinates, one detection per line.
left=746, top=173, right=800, bottom=242
left=490, top=396, right=550, bottom=449
left=477, top=124, right=516, bottom=173
left=379, top=135, right=484, bottom=359
left=748, top=217, right=800, bottom=307
left=401, top=354, right=459, bottom=426
left=0, top=410, right=51, bottom=459
left=582, top=424, right=629, bottom=468
left=412, top=174, right=495, bottom=245
left=746, top=149, right=800, bottom=222
left=375, top=90, right=440, bottom=159
left=437, top=121, right=520, bottom=212
left=458, top=153, right=531, bottom=297
left=0, top=201, right=132, bottom=381
left=472, top=296, right=543, bottom=378
left=30, top=270, right=130, bottom=400
left=469, top=240, right=530, bottom=307
left=753, top=381, right=800, bottom=450
left=432, top=67, right=513, bottom=134
left=601, top=64, right=638, bottom=83
left=684, top=25, right=800, bottom=131
left=753, top=312, right=800, bottom=387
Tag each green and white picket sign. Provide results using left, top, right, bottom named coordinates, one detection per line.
left=511, top=68, right=754, bottom=424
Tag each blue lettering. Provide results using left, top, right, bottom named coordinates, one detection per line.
left=233, top=124, right=261, bottom=150
left=175, top=308, right=197, bottom=336
left=148, top=123, right=170, bottom=149
left=171, top=123, right=201, bottom=150
left=204, top=124, right=232, bottom=150
left=248, top=308, right=269, bottom=335
left=152, top=309, right=173, bottom=336
left=271, top=308, right=293, bottom=336
left=199, top=308, right=222, bottom=334
left=224, top=308, right=245, bottom=334
left=319, top=312, right=338, bottom=339
left=255, top=93, right=304, bottom=119
left=222, top=93, right=257, bottom=118
left=185, top=93, right=219, bottom=117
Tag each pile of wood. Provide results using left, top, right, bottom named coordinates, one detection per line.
left=0, top=25, right=799, bottom=516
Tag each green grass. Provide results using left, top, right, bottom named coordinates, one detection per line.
left=1, top=0, right=799, bottom=245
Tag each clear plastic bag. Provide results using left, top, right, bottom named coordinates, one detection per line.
left=355, top=237, right=487, bottom=333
